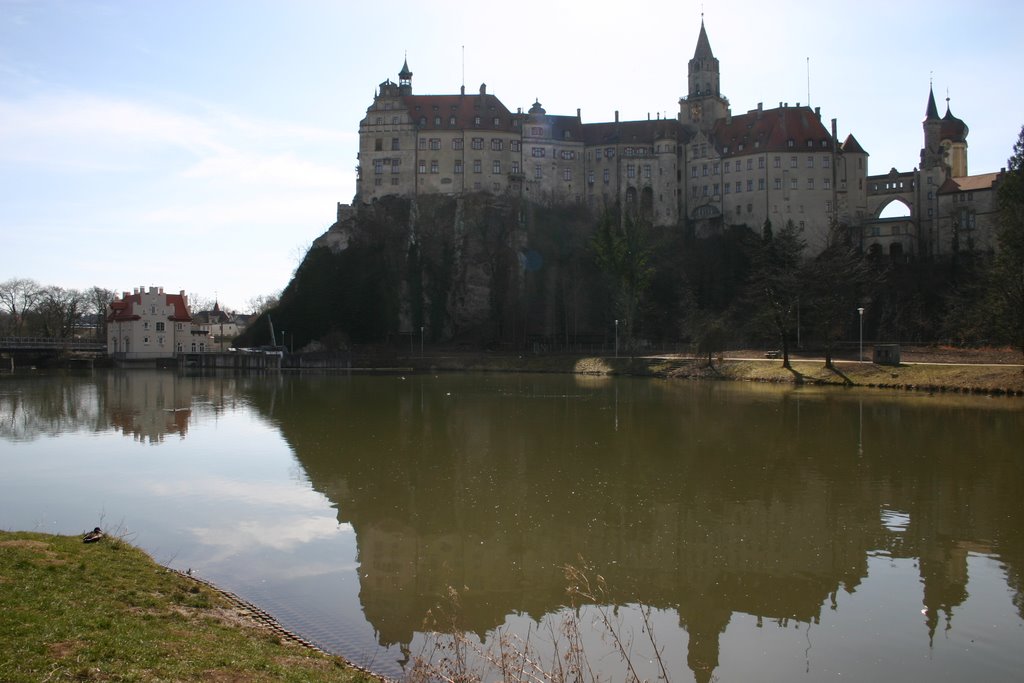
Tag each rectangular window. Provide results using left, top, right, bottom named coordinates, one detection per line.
left=758, top=178, right=765, bottom=190
left=430, top=160, right=439, bottom=174
left=473, top=160, right=482, bottom=173
left=774, top=177, right=781, bottom=190
left=807, top=178, right=814, bottom=189
left=758, top=157, right=765, bottom=169
left=374, top=177, right=383, bottom=186
left=491, top=139, right=503, bottom=151
left=374, top=160, right=384, bottom=175
left=713, top=162, right=721, bottom=174
left=790, top=177, right=798, bottom=189
left=774, top=156, right=781, bottom=168
left=392, top=160, right=400, bottom=173
left=628, top=164, right=636, bottom=178
left=724, top=183, right=731, bottom=194
left=532, top=147, right=545, bottom=157
left=826, top=200, right=833, bottom=213
left=155, top=322, right=165, bottom=332
left=823, top=177, right=830, bottom=189
left=604, top=168, right=610, bottom=183
left=643, top=165, right=651, bottom=178
left=453, top=138, right=464, bottom=150
left=691, top=166, right=698, bottom=178
left=391, top=138, right=400, bottom=151
left=391, top=176, right=399, bottom=185
left=806, top=156, right=814, bottom=168
left=374, top=138, right=383, bottom=151
left=471, top=138, right=484, bottom=150
left=419, top=138, right=426, bottom=150
left=747, top=179, right=753, bottom=192
left=511, top=161, right=520, bottom=174
left=418, top=160, right=426, bottom=174
left=595, top=148, right=602, bottom=160
left=563, top=168, right=572, bottom=181
left=692, top=186, right=699, bottom=198
left=702, top=164, right=708, bottom=176
left=493, top=160, right=501, bottom=174
left=713, top=183, right=720, bottom=195
left=531, top=126, right=543, bottom=136
left=430, top=138, right=440, bottom=150
left=735, top=181, right=742, bottom=193
left=588, top=171, right=595, bottom=184
left=454, top=161, right=463, bottom=174
left=724, top=161, right=731, bottom=173
left=790, top=156, right=798, bottom=168
left=746, top=159, right=753, bottom=171
left=510, top=140, right=521, bottom=152
left=535, top=165, right=543, bottom=179
left=822, top=156, right=830, bottom=168
left=702, top=185, right=708, bottom=196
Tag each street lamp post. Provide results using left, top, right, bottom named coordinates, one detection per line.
left=857, top=307, right=865, bottom=362
left=420, top=326, right=424, bottom=358
left=614, top=319, right=619, bottom=358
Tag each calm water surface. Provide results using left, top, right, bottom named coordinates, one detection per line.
left=1, top=370, right=1022, bottom=682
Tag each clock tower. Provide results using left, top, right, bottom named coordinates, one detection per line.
left=680, top=19, right=730, bottom=132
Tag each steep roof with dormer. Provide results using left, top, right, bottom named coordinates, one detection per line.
left=583, top=118, right=687, bottom=146
left=711, top=106, right=835, bottom=157
left=402, top=91, right=519, bottom=133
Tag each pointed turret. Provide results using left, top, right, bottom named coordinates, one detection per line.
left=398, top=58, right=413, bottom=95
left=924, top=85, right=939, bottom=121
left=683, top=18, right=728, bottom=130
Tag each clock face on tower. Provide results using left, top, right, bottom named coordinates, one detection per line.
left=691, top=102, right=703, bottom=122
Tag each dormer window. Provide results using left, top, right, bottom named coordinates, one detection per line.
left=787, top=139, right=795, bottom=148
left=807, top=139, right=813, bottom=148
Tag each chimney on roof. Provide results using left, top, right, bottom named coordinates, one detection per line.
left=479, top=83, right=486, bottom=95
left=615, top=110, right=619, bottom=123
left=815, top=106, right=820, bottom=118
left=796, top=102, right=800, bottom=108
left=179, top=290, right=185, bottom=297
left=158, top=287, right=163, bottom=294
left=577, top=108, right=581, bottom=120
left=461, top=85, right=465, bottom=95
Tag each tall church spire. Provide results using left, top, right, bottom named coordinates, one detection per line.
left=693, top=18, right=714, bottom=60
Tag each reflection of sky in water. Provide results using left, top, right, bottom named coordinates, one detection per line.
left=0, top=399, right=383, bottom=666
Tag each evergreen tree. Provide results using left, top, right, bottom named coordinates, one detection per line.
left=991, top=124, right=1024, bottom=358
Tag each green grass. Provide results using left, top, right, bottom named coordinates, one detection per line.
left=0, top=530, right=379, bottom=682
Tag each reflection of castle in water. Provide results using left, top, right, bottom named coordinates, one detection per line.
left=263, top=376, right=1024, bottom=682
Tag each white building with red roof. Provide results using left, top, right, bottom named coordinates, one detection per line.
left=106, top=286, right=200, bottom=360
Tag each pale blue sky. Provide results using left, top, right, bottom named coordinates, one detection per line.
left=2, top=0, right=1022, bottom=311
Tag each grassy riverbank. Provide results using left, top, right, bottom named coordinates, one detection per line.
left=0, top=530, right=379, bottom=683
left=382, top=348, right=1024, bottom=396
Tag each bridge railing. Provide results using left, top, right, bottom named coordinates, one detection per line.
left=0, top=337, right=106, bottom=351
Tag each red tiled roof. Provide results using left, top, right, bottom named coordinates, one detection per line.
left=712, top=106, right=833, bottom=156
left=938, top=172, right=1000, bottom=194
left=842, top=133, right=867, bottom=155
left=403, top=92, right=518, bottom=133
left=106, top=291, right=192, bottom=323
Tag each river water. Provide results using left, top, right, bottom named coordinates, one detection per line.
left=1, top=370, right=1022, bottom=682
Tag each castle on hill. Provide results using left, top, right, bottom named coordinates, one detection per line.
left=356, top=20, right=1003, bottom=258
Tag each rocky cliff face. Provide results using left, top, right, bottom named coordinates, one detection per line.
left=270, top=193, right=605, bottom=349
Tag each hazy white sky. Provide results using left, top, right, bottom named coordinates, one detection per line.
left=2, top=0, right=1022, bottom=311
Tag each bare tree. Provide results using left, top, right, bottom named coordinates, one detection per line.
left=32, top=286, right=86, bottom=338
left=0, top=278, right=42, bottom=336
